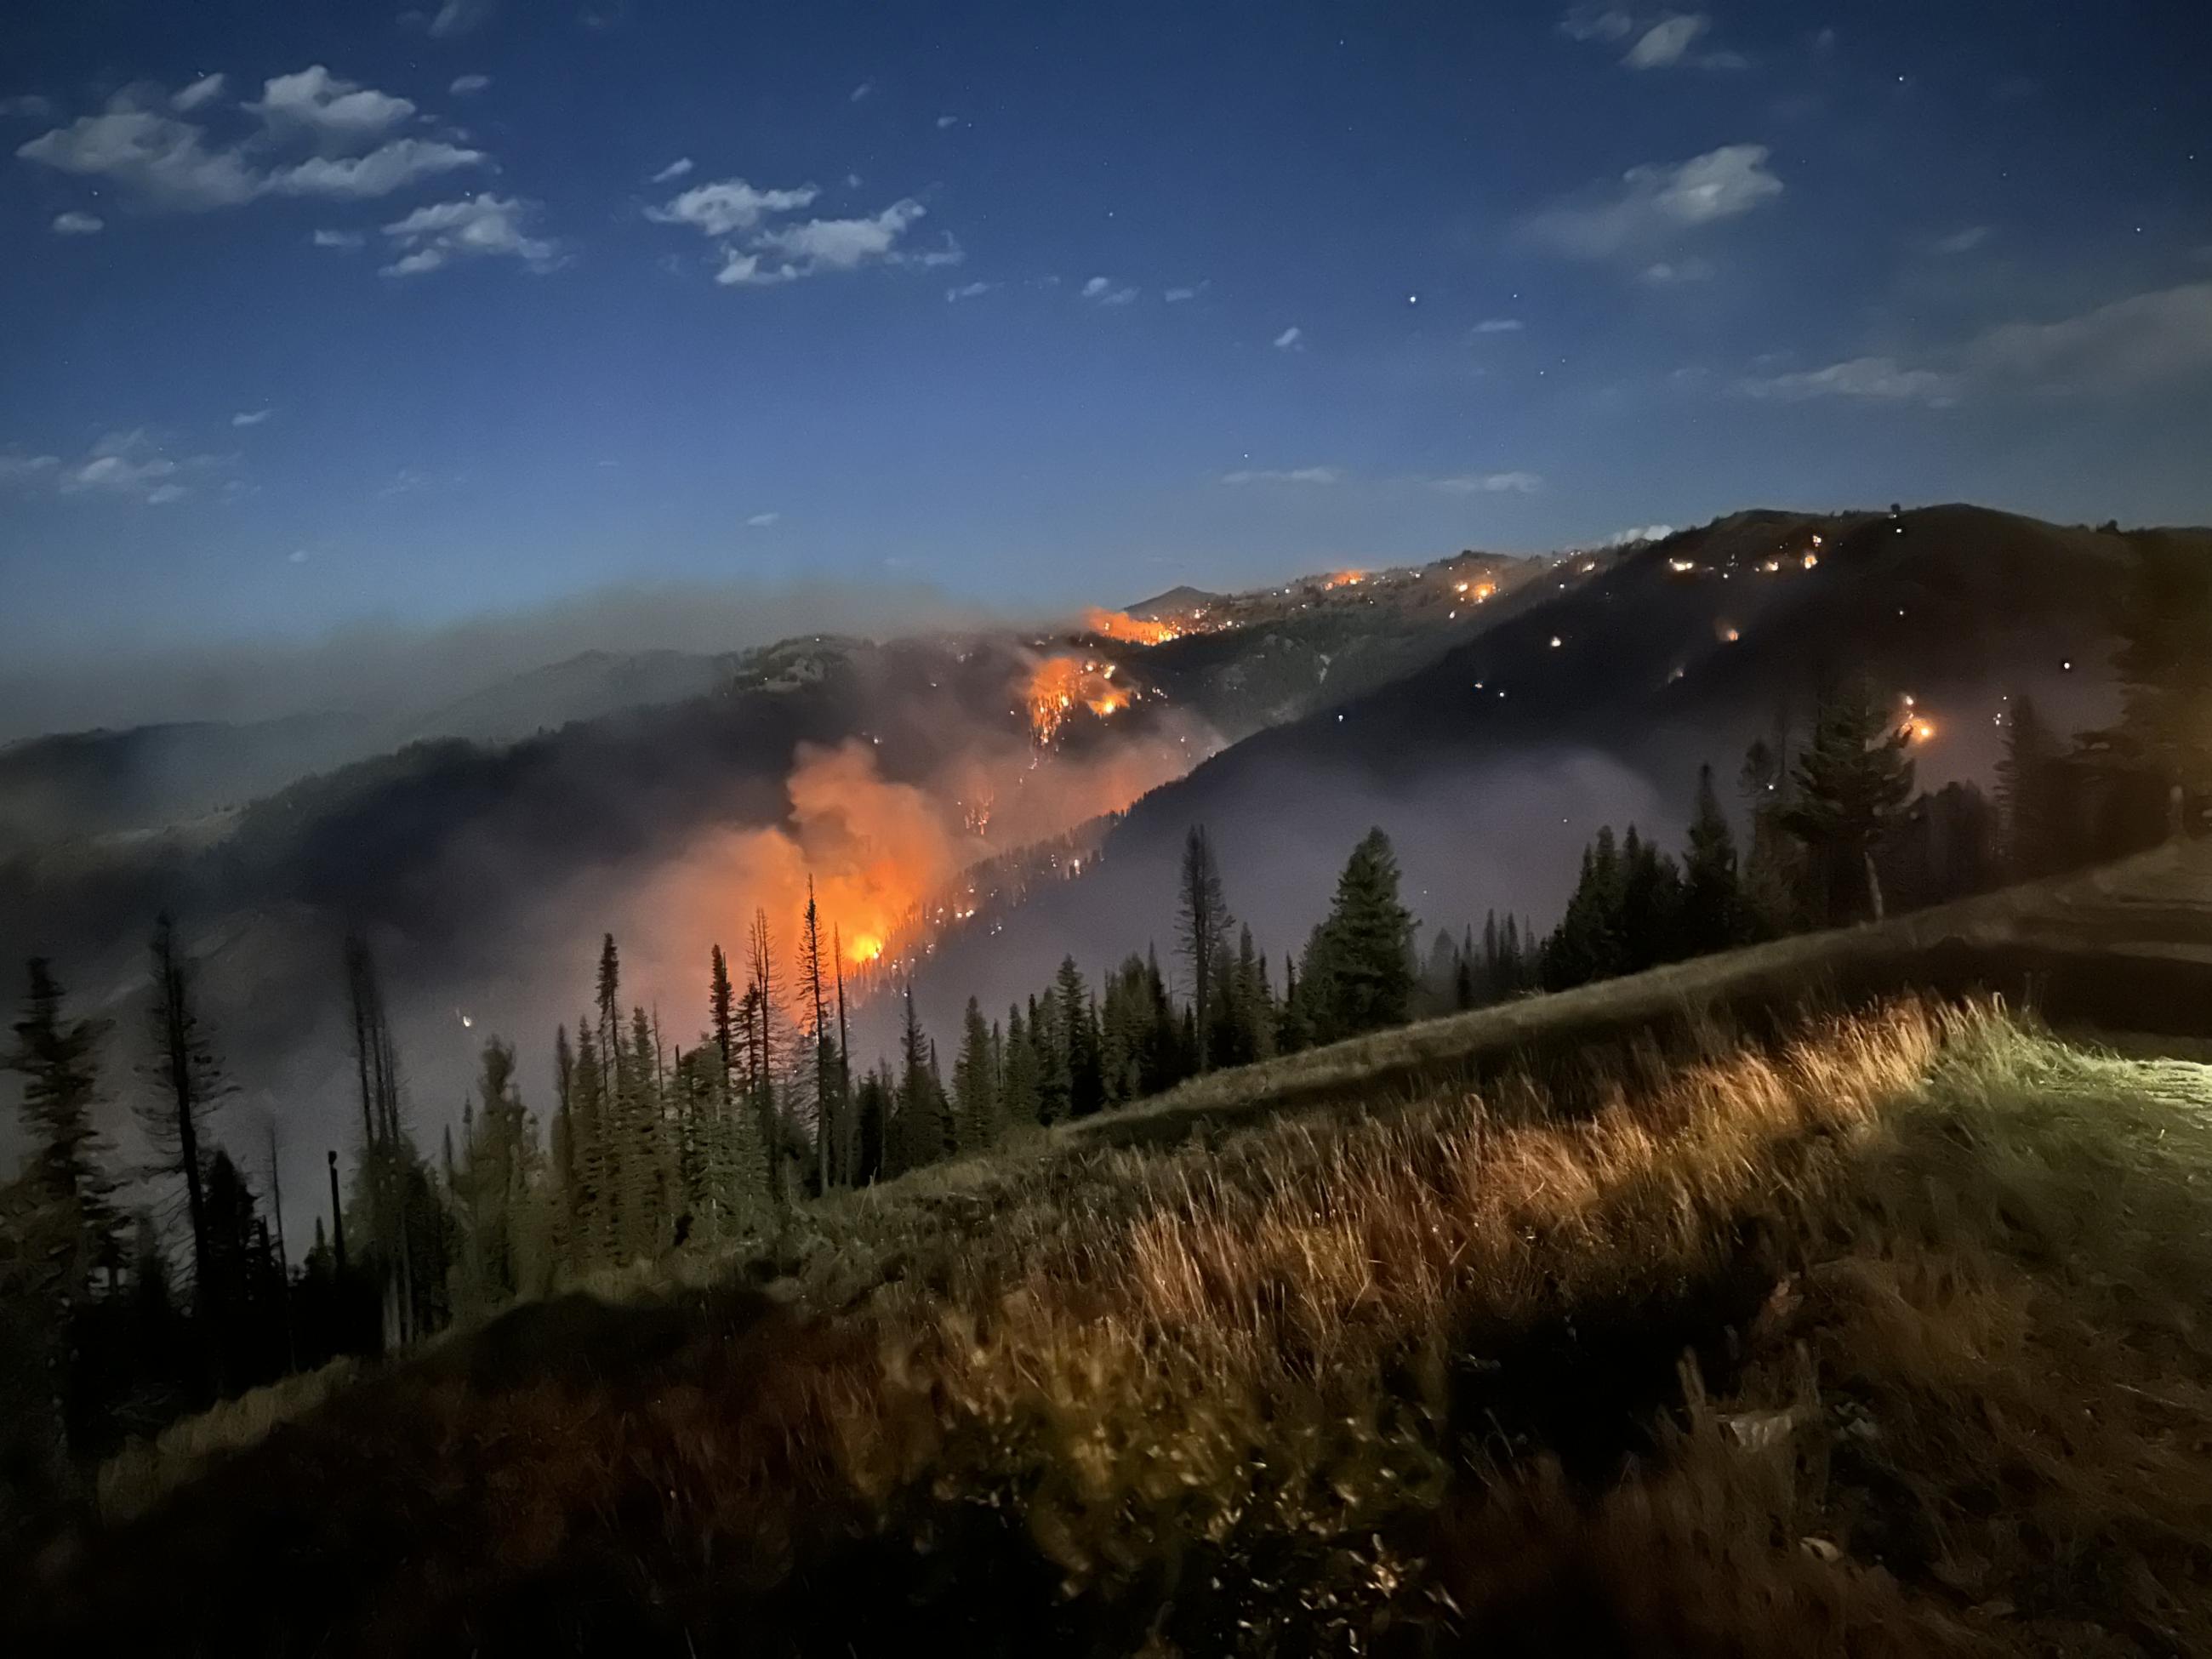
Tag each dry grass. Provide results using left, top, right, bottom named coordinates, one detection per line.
left=93, top=1357, right=359, bottom=1525
left=31, top=997, right=2212, bottom=1656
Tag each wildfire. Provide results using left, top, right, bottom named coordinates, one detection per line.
left=847, top=932, right=887, bottom=964
left=1324, top=570, right=1365, bottom=589
left=1084, top=607, right=1183, bottom=645
left=1451, top=579, right=1497, bottom=601
left=1027, top=655, right=1137, bottom=743
left=1908, top=719, right=1936, bottom=744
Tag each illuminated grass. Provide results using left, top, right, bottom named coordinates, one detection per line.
left=47, top=1000, right=2212, bottom=1655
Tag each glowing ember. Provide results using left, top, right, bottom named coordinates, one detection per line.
left=1084, top=607, right=1183, bottom=645
left=1324, top=570, right=1365, bottom=589
left=1802, top=551, right=1819, bottom=569
left=1907, top=718, right=1936, bottom=744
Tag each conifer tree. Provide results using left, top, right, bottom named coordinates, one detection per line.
left=799, top=883, right=840, bottom=1194
left=951, top=997, right=998, bottom=1151
left=1997, top=694, right=2067, bottom=878
left=1306, top=829, right=1418, bottom=1040
left=144, top=915, right=227, bottom=1322
left=1783, top=682, right=1916, bottom=924
left=895, top=983, right=952, bottom=1169
left=744, top=910, right=785, bottom=1211
left=1001, top=1003, right=1041, bottom=1127
left=1679, top=763, right=1745, bottom=956
left=1176, top=825, right=1233, bottom=1071
left=6, top=959, right=119, bottom=1449
left=2109, top=535, right=2212, bottom=812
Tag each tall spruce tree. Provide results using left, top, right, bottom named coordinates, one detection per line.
left=1782, top=682, right=1916, bottom=924
left=6, top=960, right=120, bottom=1455
left=951, top=997, right=998, bottom=1151
left=1175, top=825, right=1233, bottom=1072
left=1679, top=763, right=1744, bottom=956
left=1308, top=829, right=1417, bottom=1040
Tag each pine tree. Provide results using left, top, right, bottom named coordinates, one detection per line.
left=1053, top=958, right=1103, bottom=1117
left=1176, top=825, right=1233, bottom=1072
left=569, top=1020, right=611, bottom=1274
left=343, top=936, right=416, bottom=1350
left=1001, top=1004, right=1041, bottom=1127
left=799, top=883, right=841, bottom=1194
left=1997, top=694, right=2067, bottom=879
left=6, top=960, right=120, bottom=1452
left=895, top=983, right=952, bottom=1169
left=1782, top=682, right=1916, bottom=924
left=744, top=911, right=786, bottom=1211
left=1542, top=829, right=1627, bottom=991
left=1307, top=829, right=1418, bottom=1040
left=951, top=998, right=998, bottom=1151
left=1679, top=763, right=1744, bottom=956
left=143, top=915, right=227, bottom=1324
left=2110, top=535, right=2212, bottom=813
left=1616, top=825, right=1686, bottom=972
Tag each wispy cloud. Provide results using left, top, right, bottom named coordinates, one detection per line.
left=649, top=156, right=693, bottom=184
left=935, top=114, right=959, bottom=129
left=648, top=178, right=818, bottom=235
left=1163, top=284, right=1203, bottom=303
left=1221, top=465, right=1338, bottom=485
left=1562, top=9, right=1745, bottom=70
left=248, top=66, right=413, bottom=140
left=51, top=209, right=103, bottom=236
left=414, top=0, right=496, bottom=39
left=1736, top=282, right=2212, bottom=408
left=1471, top=316, right=1524, bottom=334
left=849, top=80, right=875, bottom=103
left=1933, top=225, right=1991, bottom=256
left=1559, top=6, right=1636, bottom=43
left=1521, top=143, right=1782, bottom=261
left=744, top=511, right=780, bottom=527
left=1272, top=324, right=1304, bottom=351
left=448, top=73, right=491, bottom=95
left=1430, top=470, right=1542, bottom=494
left=1740, top=356, right=1959, bottom=406
left=17, top=73, right=487, bottom=213
left=171, top=74, right=226, bottom=112
left=1081, top=275, right=1137, bottom=305
left=649, top=172, right=951, bottom=288
left=2, top=429, right=225, bottom=505
left=945, top=280, right=995, bottom=301
left=231, top=408, right=275, bottom=428
left=311, top=227, right=367, bottom=249
left=379, top=193, right=562, bottom=277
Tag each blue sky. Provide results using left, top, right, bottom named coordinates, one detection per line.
left=3, top=0, right=2209, bottom=661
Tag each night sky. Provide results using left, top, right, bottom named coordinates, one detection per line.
left=5, top=1, right=2210, bottom=664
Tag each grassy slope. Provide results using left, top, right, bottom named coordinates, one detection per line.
left=26, top=967, right=2212, bottom=1654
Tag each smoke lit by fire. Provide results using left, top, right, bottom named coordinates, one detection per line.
left=1324, top=570, right=1365, bottom=590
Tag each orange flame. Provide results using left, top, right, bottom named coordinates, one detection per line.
left=1027, top=656, right=1137, bottom=743
left=1324, top=570, right=1365, bottom=589
left=1084, top=607, right=1183, bottom=645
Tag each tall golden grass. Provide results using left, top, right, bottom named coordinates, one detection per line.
left=43, top=997, right=2212, bottom=1656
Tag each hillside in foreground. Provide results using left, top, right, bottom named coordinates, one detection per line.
left=23, top=847, right=2212, bottom=1656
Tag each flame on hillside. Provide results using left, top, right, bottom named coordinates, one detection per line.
left=1324, top=570, right=1365, bottom=589
left=1027, top=655, right=1138, bottom=743
left=624, top=687, right=1212, bottom=1012
left=1084, top=607, right=1184, bottom=645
